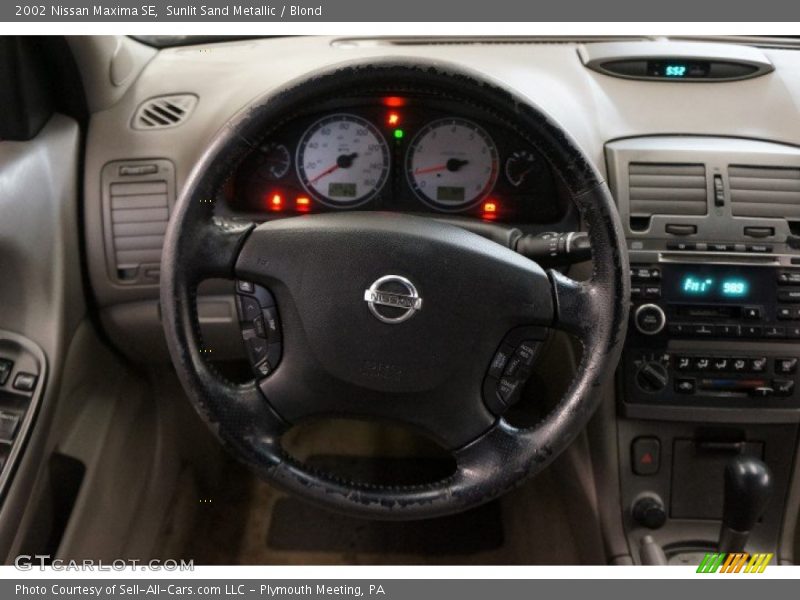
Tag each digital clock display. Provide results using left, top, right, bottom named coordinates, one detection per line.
left=665, top=64, right=688, bottom=77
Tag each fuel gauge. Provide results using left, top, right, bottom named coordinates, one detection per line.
left=505, top=150, right=538, bottom=187
left=255, top=143, right=292, bottom=181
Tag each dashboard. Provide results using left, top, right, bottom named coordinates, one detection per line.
left=224, top=95, right=569, bottom=225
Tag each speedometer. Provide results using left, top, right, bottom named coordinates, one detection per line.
left=406, top=118, right=499, bottom=211
left=296, top=114, right=390, bottom=208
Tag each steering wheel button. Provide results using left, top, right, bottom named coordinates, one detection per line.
left=237, top=280, right=255, bottom=294
left=267, top=342, right=282, bottom=368
left=263, top=308, right=282, bottom=342
left=515, top=341, right=538, bottom=367
left=504, top=355, right=523, bottom=377
left=254, top=359, right=273, bottom=377
left=497, top=376, right=522, bottom=405
left=238, top=296, right=262, bottom=322
left=245, top=336, right=269, bottom=365
left=488, top=345, right=514, bottom=378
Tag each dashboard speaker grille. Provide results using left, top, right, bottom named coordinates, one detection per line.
left=628, top=163, right=708, bottom=219
left=729, top=165, right=800, bottom=218
left=132, top=94, right=197, bottom=130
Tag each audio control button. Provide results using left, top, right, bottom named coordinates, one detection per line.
left=691, top=324, right=714, bottom=337
left=777, top=307, right=793, bottom=320
left=742, top=307, right=762, bottom=320
left=634, top=304, right=666, bottom=335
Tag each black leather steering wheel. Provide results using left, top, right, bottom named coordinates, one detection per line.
left=161, top=61, right=629, bottom=520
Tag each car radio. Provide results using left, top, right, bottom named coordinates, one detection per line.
left=622, top=261, right=800, bottom=414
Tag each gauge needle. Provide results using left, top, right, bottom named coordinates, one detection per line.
left=415, top=158, right=469, bottom=175
left=309, top=153, right=359, bottom=184
left=309, top=164, right=339, bottom=183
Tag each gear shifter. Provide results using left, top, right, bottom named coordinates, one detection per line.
left=719, top=455, right=773, bottom=553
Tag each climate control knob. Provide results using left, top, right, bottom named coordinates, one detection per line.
left=634, top=303, right=666, bottom=335
left=636, top=361, right=669, bottom=393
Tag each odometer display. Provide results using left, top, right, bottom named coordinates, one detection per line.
left=297, top=114, right=390, bottom=208
left=406, top=118, right=499, bottom=211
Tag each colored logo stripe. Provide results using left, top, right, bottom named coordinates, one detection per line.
left=696, top=552, right=773, bottom=573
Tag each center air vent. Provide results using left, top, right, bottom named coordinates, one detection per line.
left=628, top=163, right=708, bottom=229
left=729, top=165, right=800, bottom=219
left=132, top=94, right=197, bottom=130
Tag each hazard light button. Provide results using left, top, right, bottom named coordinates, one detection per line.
left=632, top=437, right=661, bottom=476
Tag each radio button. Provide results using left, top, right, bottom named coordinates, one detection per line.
left=632, top=267, right=654, bottom=281
left=750, top=357, right=768, bottom=373
left=634, top=304, right=666, bottom=335
left=644, top=286, right=661, bottom=299
left=666, top=242, right=695, bottom=251
left=691, top=324, right=714, bottom=337
left=748, top=244, right=773, bottom=253
left=741, top=325, right=763, bottom=337
left=778, top=272, right=800, bottom=285
left=710, top=243, right=732, bottom=252
left=631, top=286, right=644, bottom=299
left=668, top=323, right=690, bottom=336
left=764, top=326, right=786, bottom=339
left=777, top=307, right=793, bottom=320
left=778, top=290, right=800, bottom=303
left=787, top=326, right=800, bottom=338
left=742, top=307, right=762, bottom=320
left=775, top=358, right=798, bottom=374
left=717, top=324, right=741, bottom=337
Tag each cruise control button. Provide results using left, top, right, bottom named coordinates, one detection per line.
left=253, top=359, right=273, bottom=377
left=488, top=345, right=514, bottom=378
left=262, top=307, right=282, bottom=342
left=776, top=358, right=798, bottom=374
left=245, top=335, right=269, bottom=365
left=497, top=377, right=523, bottom=406
left=515, top=341, right=538, bottom=368
left=237, top=295, right=262, bottom=322
left=504, top=355, right=523, bottom=377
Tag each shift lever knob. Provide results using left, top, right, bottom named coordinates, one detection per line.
left=719, top=455, right=772, bottom=552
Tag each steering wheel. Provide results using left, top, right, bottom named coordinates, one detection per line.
left=161, top=61, right=629, bottom=520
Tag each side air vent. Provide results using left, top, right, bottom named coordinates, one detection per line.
left=132, top=94, right=197, bottom=130
left=101, top=160, right=176, bottom=285
left=729, top=165, right=800, bottom=219
left=628, top=163, right=708, bottom=227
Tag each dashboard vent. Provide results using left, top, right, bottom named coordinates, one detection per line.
left=628, top=163, right=708, bottom=222
left=101, top=160, right=175, bottom=285
left=729, top=165, right=800, bottom=219
left=132, top=95, right=197, bottom=130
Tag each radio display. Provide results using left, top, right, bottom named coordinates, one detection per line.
left=662, top=265, right=771, bottom=305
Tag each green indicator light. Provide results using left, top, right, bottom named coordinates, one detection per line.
left=394, top=129, right=404, bottom=139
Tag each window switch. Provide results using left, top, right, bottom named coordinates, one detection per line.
left=0, top=412, right=20, bottom=442
left=0, top=359, right=13, bottom=386
left=12, top=372, right=37, bottom=392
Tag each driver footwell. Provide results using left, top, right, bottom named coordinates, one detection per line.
left=180, top=454, right=591, bottom=565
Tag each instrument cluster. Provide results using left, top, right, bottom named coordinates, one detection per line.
left=225, top=95, right=568, bottom=224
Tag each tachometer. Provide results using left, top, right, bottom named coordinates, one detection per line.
left=406, top=118, right=499, bottom=211
left=296, top=114, right=390, bottom=208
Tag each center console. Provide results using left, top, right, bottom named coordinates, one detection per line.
left=605, top=136, right=800, bottom=564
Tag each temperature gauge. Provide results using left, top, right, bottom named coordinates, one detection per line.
left=255, top=143, right=292, bottom=180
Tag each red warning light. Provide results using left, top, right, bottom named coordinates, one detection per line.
left=295, top=196, right=311, bottom=212
left=268, top=193, right=284, bottom=211
left=383, top=96, right=406, bottom=108
left=482, top=200, right=498, bottom=219
left=387, top=112, right=401, bottom=126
